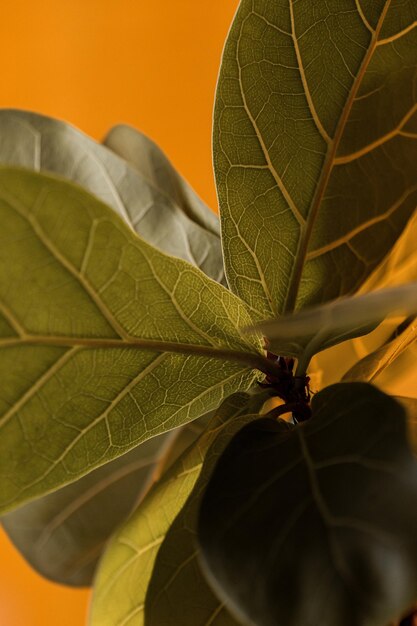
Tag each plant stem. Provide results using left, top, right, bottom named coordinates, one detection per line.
left=0, top=334, right=285, bottom=379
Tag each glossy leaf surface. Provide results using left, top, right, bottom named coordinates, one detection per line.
left=90, top=392, right=267, bottom=626
left=0, top=109, right=225, bottom=283
left=215, top=1, right=417, bottom=318
left=0, top=168, right=262, bottom=513
left=198, top=383, right=417, bottom=626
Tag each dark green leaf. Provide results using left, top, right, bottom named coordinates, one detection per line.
left=215, top=1, right=417, bottom=318
left=0, top=109, right=225, bottom=283
left=198, top=383, right=417, bottom=626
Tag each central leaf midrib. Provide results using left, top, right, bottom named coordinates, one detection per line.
left=282, top=0, right=392, bottom=314
left=0, top=334, right=265, bottom=370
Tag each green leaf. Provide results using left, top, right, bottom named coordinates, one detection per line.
left=247, top=282, right=417, bottom=363
left=1, top=431, right=175, bottom=586
left=1, top=415, right=210, bottom=587
left=198, top=383, right=417, bottom=626
left=103, top=124, right=220, bottom=238
left=0, top=167, right=264, bottom=513
left=214, top=1, right=417, bottom=318
left=144, top=417, right=268, bottom=625
left=343, top=318, right=417, bottom=382
left=90, top=391, right=268, bottom=626
left=0, top=109, right=225, bottom=284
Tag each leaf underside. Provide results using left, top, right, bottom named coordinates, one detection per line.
left=215, top=0, right=417, bottom=319
left=103, top=123, right=220, bottom=237
left=1, top=415, right=211, bottom=587
left=2, top=432, right=176, bottom=586
left=0, top=167, right=261, bottom=514
left=0, top=109, right=226, bottom=284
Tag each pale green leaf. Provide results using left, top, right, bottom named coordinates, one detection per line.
left=215, top=1, right=417, bottom=318
left=0, top=109, right=225, bottom=283
left=103, top=124, right=220, bottom=237
left=90, top=391, right=268, bottom=626
left=0, top=167, right=264, bottom=513
left=1, top=415, right=210, bottom=587
left=246, top=282, right=417, bottom=367
left=1, top=431, right=177, bottom=587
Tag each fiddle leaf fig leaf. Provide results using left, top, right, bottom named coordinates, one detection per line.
left=1, top=416, right=210, bottom=587
left=343, top=318, right=417, bottom=382
left=90, top=391, right=268, bottom=626
left=198, top=383, right=417, bottom=626
left=215, top=1, right=417, bottom=319
left=0, top=109, right=225, bottom=284
left=1, top=431, right=177, bottom=587
left=143, top=405, right=276, bottom=626
left=103, top=123, right=220, bottom=238
left=247, top=282, right=417, bottom=359
left=0, top=167, right=263, bottom=514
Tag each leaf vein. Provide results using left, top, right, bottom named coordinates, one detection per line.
left=234, top=15, right=306, bottom=228
left=306, top=184, right=417, bottom=260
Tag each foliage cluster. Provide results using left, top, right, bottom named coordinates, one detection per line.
left=1, top=2, right=417, bottom=625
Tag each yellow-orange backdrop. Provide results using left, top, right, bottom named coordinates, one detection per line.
left=0, top=1, right=239, bottom=624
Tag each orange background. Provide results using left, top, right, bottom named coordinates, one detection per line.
left=0, top=1, right=238, bottom=624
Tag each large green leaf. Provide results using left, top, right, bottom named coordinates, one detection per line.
left=215, top=1, right=417, bottom=318
left=1, top=416, right=210, bottom=587
left=0, top=167, right=264, bottom=514
left=198, top=383, right=417, bottom=626
left=103, top=124, right=220, bottom=237
left=1, top=431, right=176, bottom=586
left=90, top=392, right=268, bottom=626
left=144, top=401, right=279, bottom=626
left=0, top=109, right=225, bottom=284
